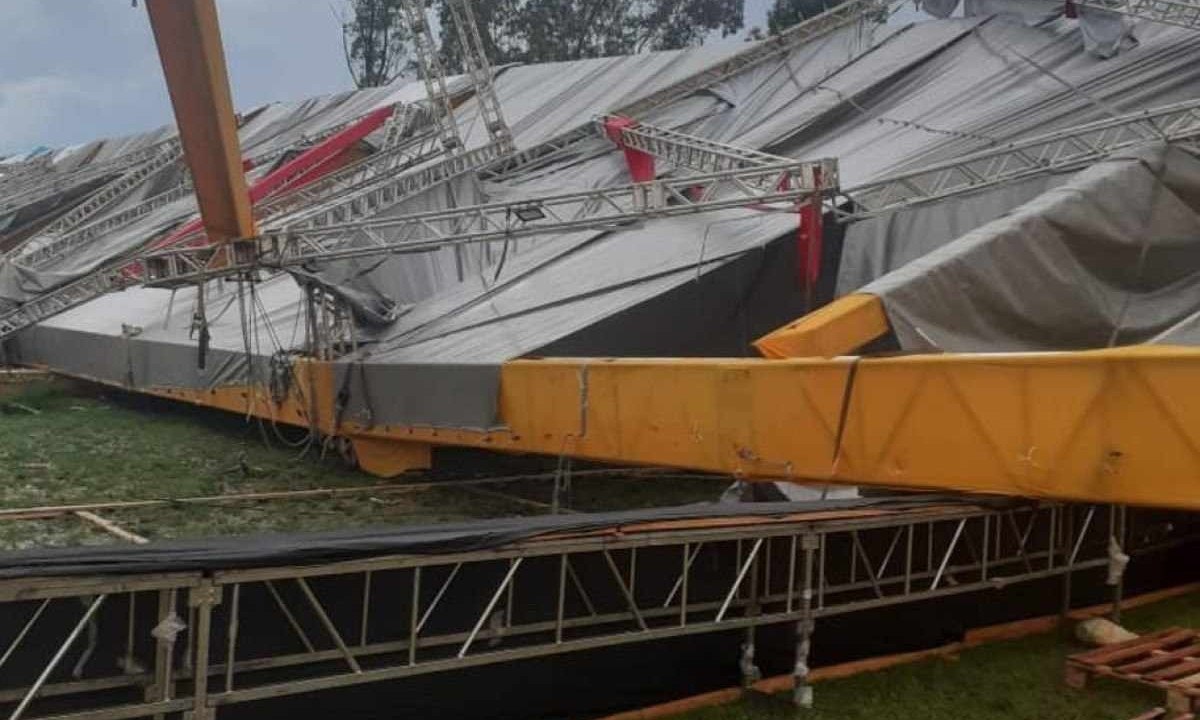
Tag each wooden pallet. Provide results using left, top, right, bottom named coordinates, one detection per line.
left=1067, top=628, right=1200, bottom=718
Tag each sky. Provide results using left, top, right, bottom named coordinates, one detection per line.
left=0, top=0, right=813, bottom=156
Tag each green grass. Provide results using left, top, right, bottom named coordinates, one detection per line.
left=676, top=593, right=1200, bottom=720
left=0, top=379, right=728, bottom=549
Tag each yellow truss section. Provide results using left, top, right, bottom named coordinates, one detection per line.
left=149, top=346, right=1200, bottom=510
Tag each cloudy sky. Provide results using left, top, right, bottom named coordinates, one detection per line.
left=0, top=0, right=815, bottom=156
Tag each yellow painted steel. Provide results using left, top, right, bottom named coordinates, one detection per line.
left=145, top=0, right=255, bottom=244
left=138, top=346, right=1200, bottom=510
left=755, top=293, right=890, bottom=358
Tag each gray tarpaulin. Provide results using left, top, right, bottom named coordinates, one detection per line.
left=926, top=0, right=1135, bottom=58
left=861, top=143, right=1200, bottom=352
left=0, top=494, right=1006, bottom=578
left=836, top=171, right=1073, bottom=293
left=7, top=15, right=1200, bottom=430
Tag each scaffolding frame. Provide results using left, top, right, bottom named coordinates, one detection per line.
left=0, top=501, right=1191, bottom=720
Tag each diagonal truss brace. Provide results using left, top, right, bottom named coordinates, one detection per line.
left=836, top=98, right=1200, bottom=220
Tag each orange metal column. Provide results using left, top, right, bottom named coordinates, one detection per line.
left=144, top=0, right=255, bottom=244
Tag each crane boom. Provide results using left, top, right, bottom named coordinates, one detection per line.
left=143, top=0, right=255, bottom=245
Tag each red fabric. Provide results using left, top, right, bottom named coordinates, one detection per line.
left=797, top=201, right=823, bottom=287
left=602, top=115, right=656, bottom=183
left=142, top=104, right=397, bottom=263
left=793, top=167, right=825, bottom=289
left=248, top=105, right=394, bottom=204
left=1064, top=0, right=1079, bottom=18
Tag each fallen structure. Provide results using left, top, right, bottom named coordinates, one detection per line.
left=2, top=4, right=1200, bottom=506
left=1, top=0, right=1200, bottom=716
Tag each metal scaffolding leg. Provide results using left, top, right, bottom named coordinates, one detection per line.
left=188, top=583, right=220, bottom=720
left=740, top=540, right=763, bottom=688
left=0, top=503, right=1193, bottom=720
left=794, top=534, right=819, bottom=709
left=147, top=589, right=179, bottom=720
left=1110, top=505, right=1129, bottom=623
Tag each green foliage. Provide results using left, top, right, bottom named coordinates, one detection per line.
left=0, top=380, right=726, bottom=549
left=440, top=0, right=744, bottom=69
left=342, top=0, right=745, bottom=83
left=766, top=0, right=846, bottom=34
left=341, top=0, right=410, bottom=88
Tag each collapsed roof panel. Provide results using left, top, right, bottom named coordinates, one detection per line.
left=862, top=143, right=1200, bottom=351
left=1, top=12, right=1199, bottom=435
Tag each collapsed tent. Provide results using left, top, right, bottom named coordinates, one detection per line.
left=1, top=13, right=1199, bottom=431
left=858, top=143, right=1200, bottom=352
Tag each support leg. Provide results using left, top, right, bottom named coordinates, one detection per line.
left=1108, top=505, right=1129, bottom=624
left=1061, top=506, right=1074, bottom=620
left=186, top=582, right=221, bottom=720
left=147, top=589, right=180, bottom=720
left=740, top=541, right=762, bottom=688
left=794, top=534, right=820, bottom=709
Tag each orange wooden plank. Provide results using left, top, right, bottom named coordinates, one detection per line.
left=1122, top=645, right=1200, bottom=675
left=1073, top=629, right=1190, bottom=666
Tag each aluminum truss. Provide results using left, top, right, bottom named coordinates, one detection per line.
left=445, top=0, right=515, bottom=153
left=0, top=136, right=506, bottom=343
left=401, top=0, right=465, bottom=154
left=836, top=97, right=1200, bottom=221
left=380, top=103, right=431, bottom=151
left=0, top=502, right=1189, bottom=720
left=1074, top=0, right=1200, bottom=29
left=0, top=265, right=133, bottom=340
left=0, top=137, right=181, bottom=218
left=261, top=135, right=497, bottom=231
left=13, top=182, right=194, bottom=270
left=599, top=115, right=792, bottom=173
left=480, top=0, right=887, bottom=182
left=8, top=144, right=184, bottom=261
left=139, top=159, right=837, bottom=287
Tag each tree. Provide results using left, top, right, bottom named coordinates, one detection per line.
left=343, top=0, right=745, bottom=83
left=340, top=0, right=410, bottom=88
left=467, top=0, right=746, bottom=66
left=766, top=0, right=844, bottom=34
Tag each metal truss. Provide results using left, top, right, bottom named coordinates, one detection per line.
left=12, top=182, right=193, bottom=270
left=8, top=145, right=184, bottom=262
left=401, top=0, right=464, bottom=154
left=0, top=136, right=502, bottom=343
left=1075, top=0, right=1200, bottom=29
left=0, top=264, right=132, bottom=340
left=0, top=138, right=182, bottom=217
left=599, top=115, right=794, bottom=174
left=380, top=103, right=431, bottom=151
left=139, top=159, right=836, bottom=287
left=480, top=0, right=887, bottom=182
left=0, top=502, right=1189, bottom=720
left=836, top=98, right=1200, bottom=220
left=445, top=0, right=515, bottom=152
left=260, top=132, right=482, bottom=230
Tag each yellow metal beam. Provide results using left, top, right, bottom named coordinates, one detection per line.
left=145, top=0, right=255, bottom=244
left=145, top=346, right=1200, bottom=511
left=755, top=293, right=890, bottom=358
